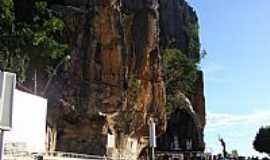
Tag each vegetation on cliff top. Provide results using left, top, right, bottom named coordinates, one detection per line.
left=162, top=20, right=203, bottom=116
left=163, top=49, right=198, bottom=96
left=0, top=0, right=69, bottom=84
left=162, top=48, right=199, bottom=115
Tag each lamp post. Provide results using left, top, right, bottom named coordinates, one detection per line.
left=149, top=118, right=156, bottom=160
left=41, top=55, right=71, bottom=96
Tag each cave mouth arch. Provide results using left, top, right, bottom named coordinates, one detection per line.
left=157, top=108, right=203, bottom=152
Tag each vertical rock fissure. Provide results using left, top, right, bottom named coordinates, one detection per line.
left=117, top=0, right=129, bottom=93
left=78, top=0, right=96, bottom=117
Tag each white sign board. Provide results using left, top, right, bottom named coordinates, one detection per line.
left=4, top=89, right=47, bottom=153
left=107, top=134, right=115, bottom=148
left=0, top=72, right=16, bottom=130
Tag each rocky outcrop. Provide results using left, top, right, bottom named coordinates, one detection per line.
left=45, top=0, right=206, bottom=159
left=158, top=0, right=206, bottom=151
left=47, top=0, right=166, bottom=159
left=191, top=71, right=206, bottom=130
left=159, top=0, right=200, bottom=61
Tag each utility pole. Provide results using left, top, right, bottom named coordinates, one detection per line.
left=149, top=118, right=156, bottom=160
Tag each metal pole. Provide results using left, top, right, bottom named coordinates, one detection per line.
left=42, top=55, right=70, bottom=96
left=149, top=118, right=156, bottom=160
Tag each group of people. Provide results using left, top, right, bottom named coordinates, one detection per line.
left=148, top=153, right=269, bottom=160
left=207, top=154, right=269, bottom=160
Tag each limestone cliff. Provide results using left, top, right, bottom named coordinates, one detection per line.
left=47, top=0, right=166, bottom=159
left=159, top=0, right=200, bottom=61
left=45, top=0, right=206, bottom=159
left=158, top=0, right=206, bottom=151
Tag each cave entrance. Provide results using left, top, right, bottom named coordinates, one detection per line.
left=157, top=108, right=202, bottom=152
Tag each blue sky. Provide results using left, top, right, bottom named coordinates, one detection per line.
left=187, top=0, right=270, bottom=157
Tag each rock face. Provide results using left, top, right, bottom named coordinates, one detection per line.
left=156, top=72, right=206, bottom=153
left=157, top=0, right=206, bottom=152
left=46, top=0, right=205, bottom=159
left=47, top=0, right=166, bottom=159
left=191, top=71, right=206, bottom=136
left=159, top=0, right=200, bottom=61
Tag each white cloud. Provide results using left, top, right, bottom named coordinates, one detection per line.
left=206, top=110, right=270, bottom=129
left=205, top=110, right=270, bottom=157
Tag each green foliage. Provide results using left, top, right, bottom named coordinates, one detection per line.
left=163, top=49, right=198, bottom=114
left=35, top=1, right=47, bottom=15
left=162, top=21, right=202, bottom=116
left=0, top=0, right=69, bottom=82
left=131, top=77, right=140, bottom=89
left=128, top=75, right=141, bottom=105
left=253, top=126, right=270, bottom=155
left=0, top=53, right=29, bottom=82
left=0, top=0, right=14, bottom=33
left=163, top=49, right=198, bottom=96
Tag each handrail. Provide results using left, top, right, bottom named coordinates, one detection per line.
left=4, top=151, right=133, bottom=160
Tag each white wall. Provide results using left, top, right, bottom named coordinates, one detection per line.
left=4, top=89, right=47, bottom=153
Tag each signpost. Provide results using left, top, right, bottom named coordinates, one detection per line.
left=0, top=72, right=16, bottom=160
left=149, top=118, right=156, bottom=160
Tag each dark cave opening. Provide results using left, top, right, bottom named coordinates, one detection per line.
left=157, top=109, right=201, bottom=151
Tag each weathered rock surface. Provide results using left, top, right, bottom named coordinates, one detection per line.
left=191, top=71, right=206, bottom=129
left=46, top=0, right=206, bottom=159
left=159, top=0, right=200, bottom=60
left=47, top=0, right=166, bottom=159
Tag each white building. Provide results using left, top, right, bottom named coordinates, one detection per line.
left=4, top=89, right=47, bottom=153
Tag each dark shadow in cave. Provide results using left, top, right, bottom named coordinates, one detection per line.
left=157, top=108, right=203, bottom=151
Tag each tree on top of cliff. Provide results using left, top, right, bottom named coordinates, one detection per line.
left=253, top=126, right=270, bottom=155
left=0, top=0, right=69, bottom=94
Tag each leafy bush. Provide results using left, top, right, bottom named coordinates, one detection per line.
left=0, top=0, right=69, bottom=82
left=253, top=126, right=270, bottom=155
left=162, top=49, right=198, bottom=114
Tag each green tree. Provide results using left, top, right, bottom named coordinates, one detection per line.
left=162, top=49, right=198, bottom=115
left=253, top=126, right=270, bottom=155
left=0, top=0, right=69, bottom=94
